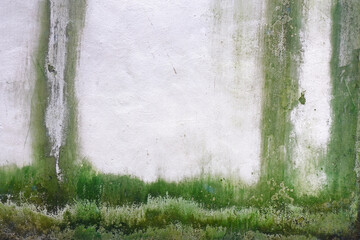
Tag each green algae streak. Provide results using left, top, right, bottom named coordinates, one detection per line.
left=31, top=0, right=61, bottom=208
left=58, top=0, right=88, bottom=206
left=260, top=0, right=303, bottom=189
left=326, top=0, right=360, bottom=200
left=27, top=0, right=87, bottom=208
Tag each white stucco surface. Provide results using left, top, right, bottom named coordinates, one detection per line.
left=45, top=0, right=70, bottom=177
left=0, top=1, right=337, bottom=189
left=77, top=0, right=266, bottom=183
left=0, top=1, right=40, bottom=166
left=290, top=0, right=332, bottom=193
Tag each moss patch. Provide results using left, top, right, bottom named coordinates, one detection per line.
left=260, top=0, right=303, bottom=188
left=325, top=0, right=360, bottom=199
left=0, top=196, right=356, bottom=239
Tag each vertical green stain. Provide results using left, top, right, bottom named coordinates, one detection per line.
left=31, top=0, right=62, bottom=208
left=29, top=0, right=87, bottom=209
left=260, top=0, right=303, bottom=188
left=58, top=0, right=87, bottom=204
left=326, top=0, right=360, bottom=199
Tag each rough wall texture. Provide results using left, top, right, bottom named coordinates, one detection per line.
left=0, top=0, right=359, bottom=237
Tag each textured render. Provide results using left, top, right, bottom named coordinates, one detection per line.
left=0, top=0, right=360, bottom=238
left=77, top=0, right=266, bottom=183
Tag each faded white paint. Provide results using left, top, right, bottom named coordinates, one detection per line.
left=211, top=0, right=266, bottom=183
left=290, top=0, right=332, bottom=194
left=0, top=1, right=40, bottom=166
left=45, top=0, right=70, bottom=177
left=77, top=0, right=266, bottom=183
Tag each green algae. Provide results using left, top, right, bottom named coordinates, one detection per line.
left=298, top=92, right=306, bottom=105
left=31, top=0, right=63, bottom=209
left=0, top=159, right=358, bottom=237
left=325, top=0, right=360, bottom=199
left=260, top=0, right=303, bottom=193
left=58, top=0, right=87, bottom=205
left=26, top=0, right=88, bottom=209
left=326, top=1, right=360, bottom=233
left=1, top=0, right=360, bottom=238
left=22, top=0, right=359, bottom=208
left=0, top=161, right=356, bottom=215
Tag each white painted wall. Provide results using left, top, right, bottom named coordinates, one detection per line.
left=76, top=0, right=266, bottom=183
left=290, top=0, right=332, bottom=194
left=0, top=1, right=40, bottom=166
left=0, top=1, right=337, bottom=190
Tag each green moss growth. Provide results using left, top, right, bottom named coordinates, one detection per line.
left=298, top=92, right=306, bottom=105
left=260, top=0, right=303, bottom=188
left=0, top=197, right=356, bottom=239
left=1, top=161, right=357, bottom=216
left=325, top=0, right=360, bottom=200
